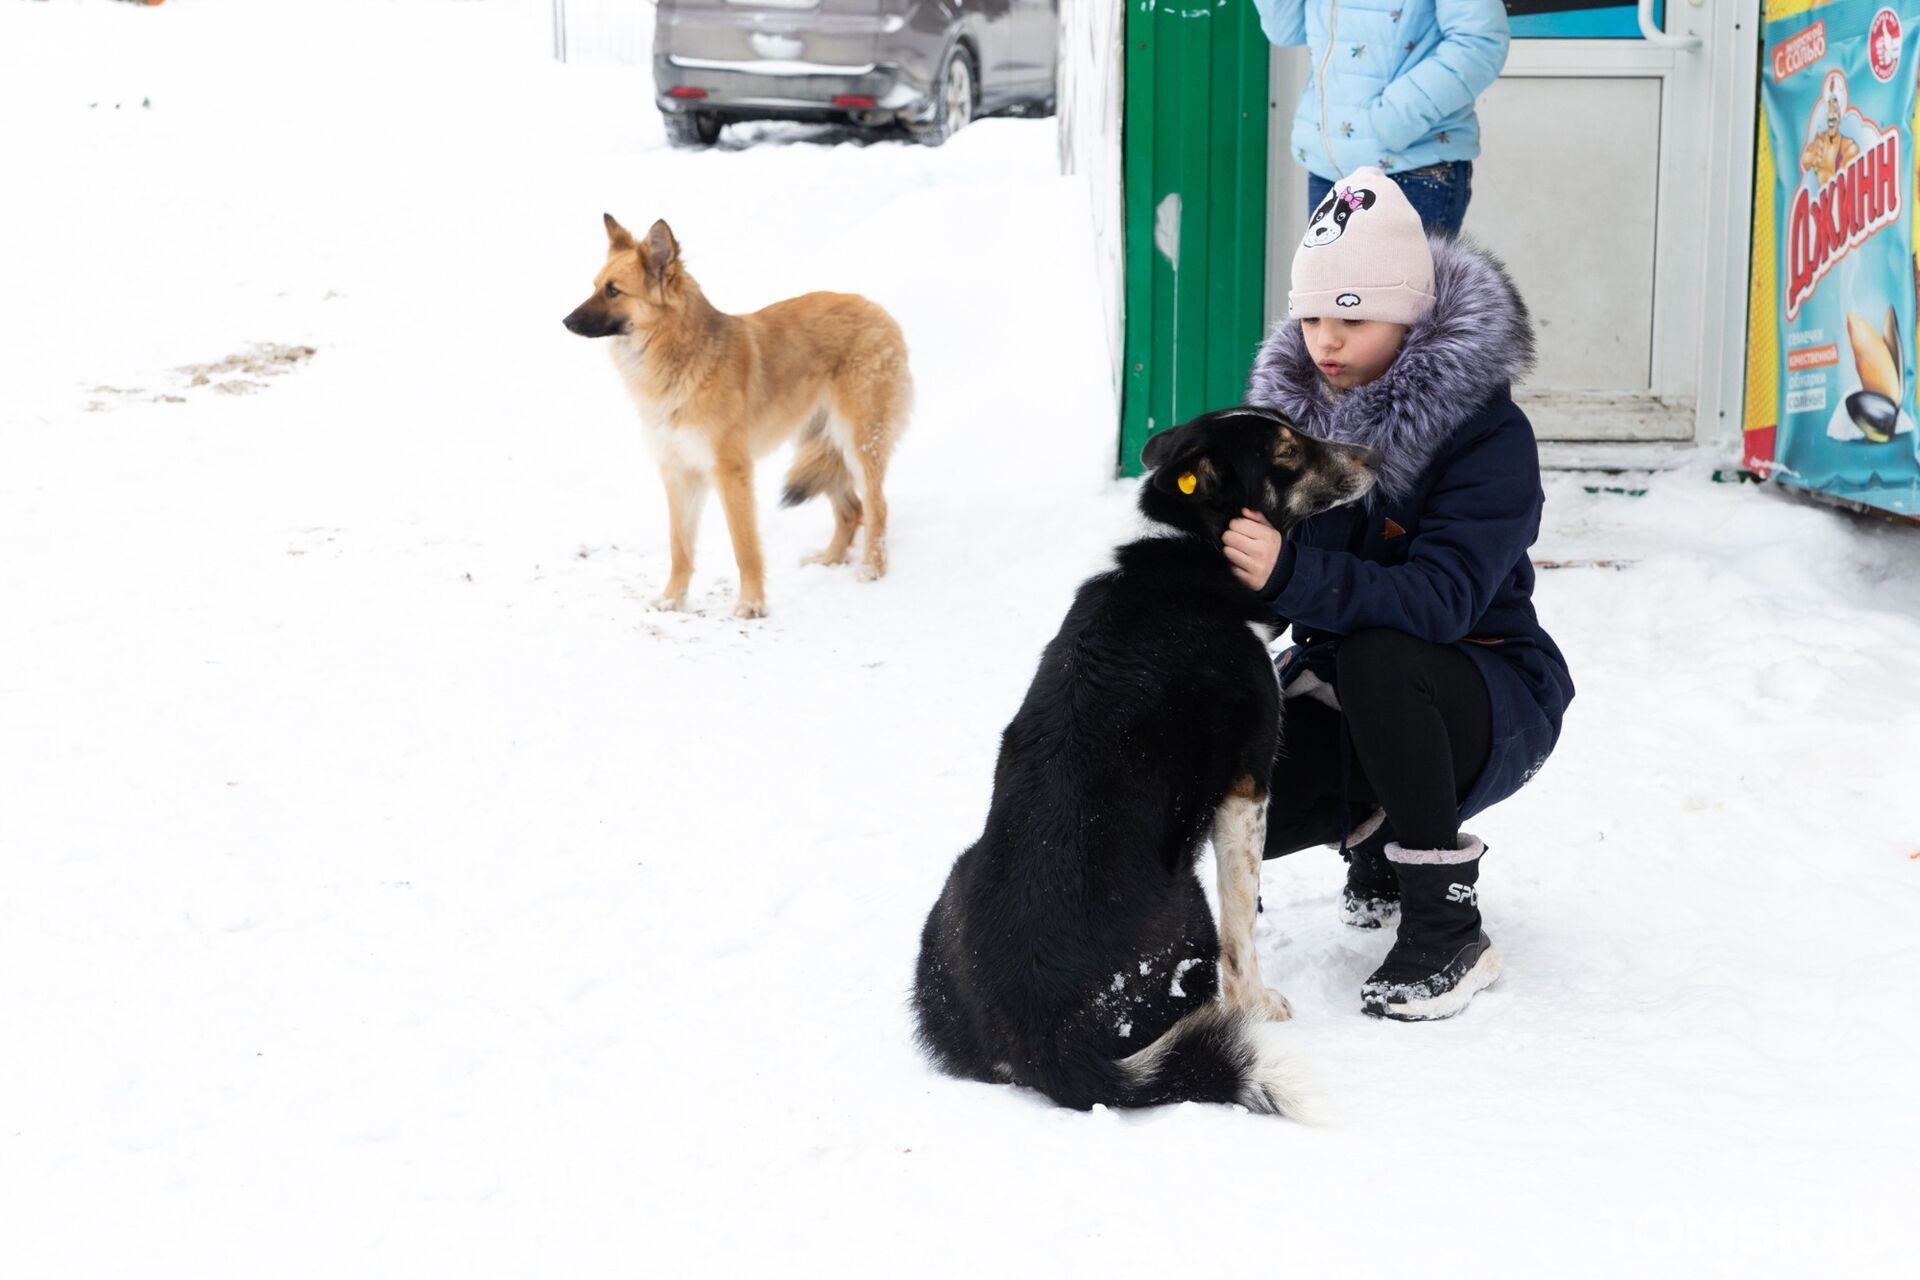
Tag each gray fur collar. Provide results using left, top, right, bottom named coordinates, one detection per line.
left=1246, top=236, right=1535, bottom=503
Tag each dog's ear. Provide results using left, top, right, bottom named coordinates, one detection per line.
left=1140, top=423, right=1193, bottom=472
left=1143, top=425, right=1218, bottom=502
left=643, top=220, right=681, bottom=279
left=1151, top=455, right=1217, bottom=501
left=604, top=213, right=635, bottom=249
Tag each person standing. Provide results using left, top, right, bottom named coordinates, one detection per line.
left=1253, top=0, right=1511, bottom=236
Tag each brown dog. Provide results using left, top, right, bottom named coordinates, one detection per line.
left=563, top=215, right=912, bottom=618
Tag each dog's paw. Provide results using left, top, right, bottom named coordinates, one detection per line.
left=1224, top=979, right=1293, bottom=1023
left=650, top=592, right=688, bottom=612
left=1256, top=988, right=1295, bottom=1022
left=802, top=548, right=849, bottom=567
left=853, top=561, right=884, bottom=583
left=732, top=598, right=768, bottom=620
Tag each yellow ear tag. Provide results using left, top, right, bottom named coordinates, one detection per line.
left=1177, top=472, right=1197, bottom=495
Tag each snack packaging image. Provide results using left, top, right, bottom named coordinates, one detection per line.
left=1755, top=0, right=1920, bottom=515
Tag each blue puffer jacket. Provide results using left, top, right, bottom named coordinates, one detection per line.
left=1251, top=0, right=1511, bottom=181
left=1245, top=235, right=1573, bottom=821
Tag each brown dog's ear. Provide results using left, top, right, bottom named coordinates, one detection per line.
left=643, top=220, right=681, bottom=278
left=604, top=213, right=635, bottom=249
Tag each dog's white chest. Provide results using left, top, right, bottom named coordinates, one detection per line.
left=611, top=336, right=649, bottom=383
left=1246, top=619, right=1278, bottom=647
left=637, top=419, right=716, bottom=472
left=610, top=342, right=715, bottom=472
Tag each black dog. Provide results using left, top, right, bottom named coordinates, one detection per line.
left=911, top=407, right=1379, bottom=1115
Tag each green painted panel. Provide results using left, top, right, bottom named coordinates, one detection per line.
left=1120, top=1, right=1270, bottom=477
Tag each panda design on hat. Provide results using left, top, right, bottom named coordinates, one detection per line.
left=1303, top=186, right=1377, bottom=247
left=1287, top=168, right=1437, bottom=326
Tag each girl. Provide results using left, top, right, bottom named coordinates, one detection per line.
left=1253, top=0, right=1511, bottom=235
left=1223, top=168, right=1573, bottom=1021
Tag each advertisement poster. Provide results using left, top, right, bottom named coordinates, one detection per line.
left=1748, top=0, right=1920, bottom=516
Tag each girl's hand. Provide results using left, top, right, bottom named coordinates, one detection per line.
left=1223, top=509, right=1283, bottom=592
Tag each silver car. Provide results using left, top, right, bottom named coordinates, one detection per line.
left=654, top=0, right=1058, bottom=146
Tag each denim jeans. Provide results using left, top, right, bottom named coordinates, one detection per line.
left=1307, top=161, right=1474, bottom=238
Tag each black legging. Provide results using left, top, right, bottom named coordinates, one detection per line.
left=1265, top=628, right=1493, bottom=857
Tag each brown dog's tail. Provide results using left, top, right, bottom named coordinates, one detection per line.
left=780, top=414, right=850, bottom=509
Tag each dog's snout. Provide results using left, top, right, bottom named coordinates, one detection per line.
left=562, top=312, right=584, bottom=334
left=1357, top=446, right=1384, bottom=472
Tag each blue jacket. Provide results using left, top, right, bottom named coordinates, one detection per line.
left=1245, top=236, right=1573, bottom=820
left=1252, top=0, right=1511, bottom=181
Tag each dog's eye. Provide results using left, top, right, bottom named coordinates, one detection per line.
left=603, top=282, right=621, bottom=299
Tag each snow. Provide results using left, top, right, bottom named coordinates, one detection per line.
left=2, top=3, right=1917, bottom=1276
left=1170, top=956, right=1202, bottom=997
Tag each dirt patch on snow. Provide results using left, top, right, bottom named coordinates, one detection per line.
left=178, top=343, right=316, bottom=391
left=86, top=343, right=317, bottom=411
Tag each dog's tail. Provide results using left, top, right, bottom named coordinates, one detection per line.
left=1027, top=1006, right=1314, bottom=1119
left=780, top=414, right=851, bottom=509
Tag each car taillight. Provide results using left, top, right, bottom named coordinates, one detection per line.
left=668, top=87, right=708, bottom=100
left=833, top=95, right=877, bottom=108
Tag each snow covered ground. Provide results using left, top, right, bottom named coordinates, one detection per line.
left=2, top=3, right=1917, bottom=1276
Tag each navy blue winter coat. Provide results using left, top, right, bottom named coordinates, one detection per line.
left=1246, top=235, right=1573, bottom=820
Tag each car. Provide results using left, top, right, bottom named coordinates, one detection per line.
left=653, top=0, right=1058, bottom=147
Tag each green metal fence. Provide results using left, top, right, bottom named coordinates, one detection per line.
left=1120, top=2, right=1271, bottom=476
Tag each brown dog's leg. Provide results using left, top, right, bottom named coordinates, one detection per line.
left=852, top=446, right=890, bottom=581
left=1214, top=775, right=1292, bottom=1021
left=837, top=366, right=902, bottom=582
left=655, top=464, right=707, bottom=611
left=712, top=448, right=767, bottom=618
left=804, top=479, right=863, bottom=568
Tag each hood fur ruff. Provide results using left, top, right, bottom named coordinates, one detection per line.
left=1246, top=235, right=1536, bottom=504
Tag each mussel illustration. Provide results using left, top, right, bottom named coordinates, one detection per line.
left=1845, top=308, right=1905, bottom=441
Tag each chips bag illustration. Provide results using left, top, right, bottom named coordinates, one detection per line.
left=1761, top=0, right=1920, bottom=514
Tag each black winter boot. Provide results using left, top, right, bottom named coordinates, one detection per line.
left=1336, top=808, right=1398, bottom=929
left=1361, top=835, right=1500, bottom=1021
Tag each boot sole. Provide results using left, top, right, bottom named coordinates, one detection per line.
left=1362, top=946, right=1502, bottom=1022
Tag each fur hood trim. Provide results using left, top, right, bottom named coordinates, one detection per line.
left=1246, top=235, right=1535, bottom=503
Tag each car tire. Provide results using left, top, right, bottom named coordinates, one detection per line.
left=664, top=111, right=722, bottom=148
left=908, top=45, right=975, bottom=147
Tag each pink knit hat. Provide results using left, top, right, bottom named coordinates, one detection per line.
left=1288, top=167, right=1436, bottom=325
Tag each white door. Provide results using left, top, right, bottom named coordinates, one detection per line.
left=551, top=0, right=654, bottom=65
left=1268, top=2, right=1760, bottom=449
